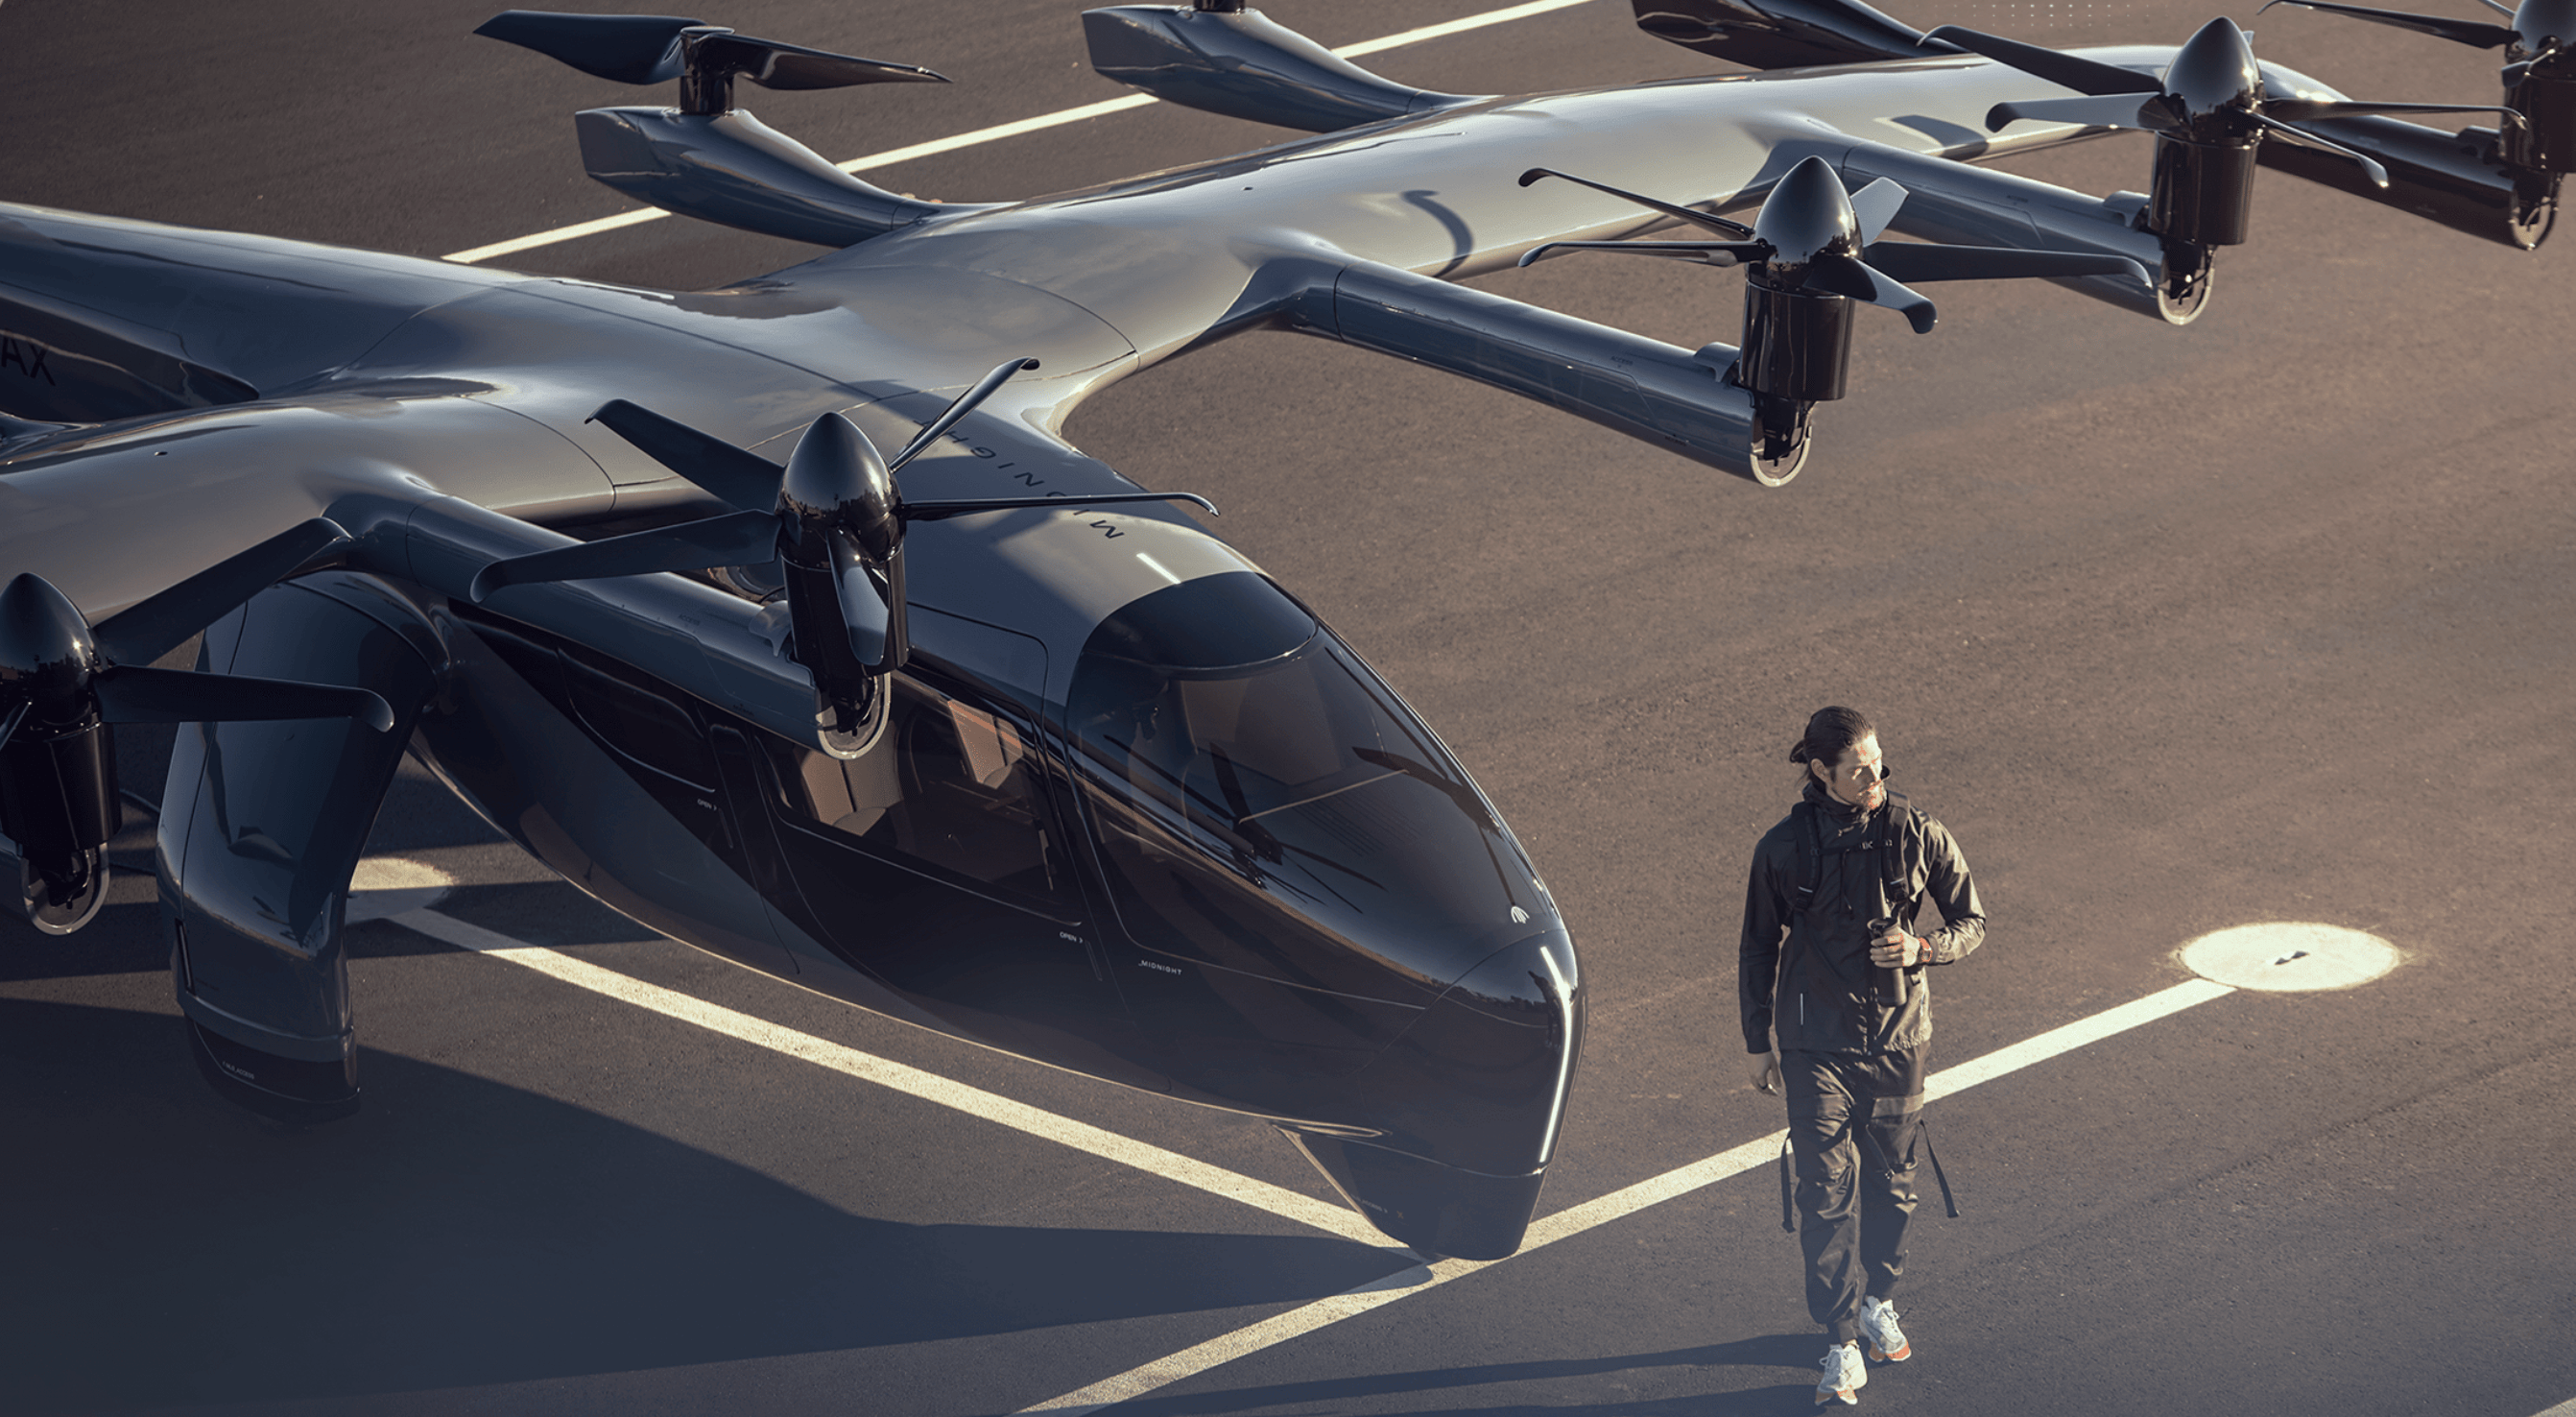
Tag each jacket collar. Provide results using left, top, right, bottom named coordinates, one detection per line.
left=1802, top=775, right=1873, bottom=825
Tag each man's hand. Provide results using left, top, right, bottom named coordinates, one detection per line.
left=1753, top=1051, right=1780, bottom=1095
left=1871, top=925, right=1921, bottom=970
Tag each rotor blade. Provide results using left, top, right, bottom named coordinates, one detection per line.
left=1515, top=168, right=1757, bottom=238
left=0, top=699, right=26, bottom=754
left=473, top=12, right=706, bottom=84
left=1805, top=252, right=1940, bottom=333
left=1846, top=178, right=1910, bottom=245
left=1518, top=239, right=1769, bottom=268
left=469, top=510, right=783, bottom=603
left=885, top=358, right=1040, bottom=473
left=2250, top=112, right=2392, bottom=185
left=696, top=33, right=948, bottom=89
left=1861, top=242, right=2152, bottom=286
left=904, top=491, right=1222, bottom=521
left=90, top=516, right=351, bottom=668
left=826, top=529, right=894, bottom=668
left=2263, top=95, right=2527, bottom=128
left=2254, top=0, right=2516, bottom=48
left=1921, top=25, right=2165, bottom=94
left=1988, top=91, right=2180, bottom=132
left=589, top=400, right=787, bottom=511
left=96, top=665, right=394, bottom=733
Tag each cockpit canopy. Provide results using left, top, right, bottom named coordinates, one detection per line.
left=1067, top=572, right=1550, bottom=1002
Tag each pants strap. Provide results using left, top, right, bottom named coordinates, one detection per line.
left=1917, top=1117, right=1961, bottom=1218
left=1778, top=1133, right=1797, bottom=1233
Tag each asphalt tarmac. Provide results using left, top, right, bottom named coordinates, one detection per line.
left=4, top=1, right=2573, bottom=1414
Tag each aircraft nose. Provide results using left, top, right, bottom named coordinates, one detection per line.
left=1285, top=925, right=1582, bottom=1259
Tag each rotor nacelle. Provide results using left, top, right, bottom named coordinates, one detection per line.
left=1518, top=156, right=2145, bottom=483
left=471, top=359, right=1215, bottom=755
left=1, top=520, right=392, bottom=933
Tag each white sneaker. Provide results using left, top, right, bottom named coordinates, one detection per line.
left=1858, top=1295, right=1911, bottom=1362
left=1816, top=1340, right=1867, bottom=1406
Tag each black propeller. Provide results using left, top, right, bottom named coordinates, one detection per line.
left=2258, top=0, right=2576, bottom=173
left=474, top=10, right=948, bottom=115
left=470, top=359, right=1215, bottom=742
left=1938, top=17, right=2527, bottom=189
left=1520, top=156, right=2151, bottom=335
left=2, top=518, right=396, bottom=932
left=2, top=518, right=396, bottom=752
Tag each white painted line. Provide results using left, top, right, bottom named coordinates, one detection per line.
left=1923, top=976, right=2234, bottom=1101
left=394, top=906, right=1390, bottom=1249
left=1015, top=976, right=2240, bottom=1415
left=1334, top=0, right=1596, bottom=59
left=441, top=0, right=1598, bottom=264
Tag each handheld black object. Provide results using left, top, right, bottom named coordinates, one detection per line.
left=1868, top=914, right=1909, bottom=1005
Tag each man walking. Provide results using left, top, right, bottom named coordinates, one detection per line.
left=1741, top=707, right=1986, bottom=1405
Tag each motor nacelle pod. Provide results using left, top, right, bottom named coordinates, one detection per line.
left=2148, top=133, right=2259, bottom=248
left=2509, top=72, right=2576, bottom=164
left=1734, top=274, right=1857, bottom=483
left=0, top=716, right=117, bottom=934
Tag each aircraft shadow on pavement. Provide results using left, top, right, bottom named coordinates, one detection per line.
left=1085, top=1334, right=1826, bottom=1417
left=0, top=998, right=1407, bottom=1412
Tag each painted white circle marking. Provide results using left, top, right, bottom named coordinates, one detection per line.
left=346, top=856, right=458, bottom=924
left=2177, top=922, right=2399, bottom=992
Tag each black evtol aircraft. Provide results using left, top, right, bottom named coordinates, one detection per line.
left=2, top=0, right=2565, bottom=1257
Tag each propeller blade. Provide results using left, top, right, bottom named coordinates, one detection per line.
left=1518, top=240, right=1769, bottom=268
left=589, top=400, right=788, bottom=512
left=1921, top=25, right=2166, bottom=95
left=2249, top=112, right=2392, bottom=185
left=1515, top=168, right=1757, bottom=238
left=904, top=491, right=1222, bottom=521
left=469, top=510, right=784, bottom=603
left=96, top=665, right=394, bottom=733
left=826, top=529, right=894, bottom=668
left=1988, top=91, right=2182, bottom=132
left=90, top=516, right=350, bottom=668
left=1861, top=242, right=2152, bottom=286
left=473, top=12, right=706, bottom=84
left=0, top=699, right=26, bottom=753
left=2254, top=0, right=2516, bottom=49
left=1804, top=252, right=1939, bottom=333
left=886, top=358, right=1040, bottom=473
left=2263, top=95, right=2527, bottom=128
left=696, top=33, right=948, bottom=89
left=1847, top=178, right=1910, bottom=245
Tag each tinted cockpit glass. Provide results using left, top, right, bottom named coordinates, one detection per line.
left=1067, top=572, right=1544, bottom=997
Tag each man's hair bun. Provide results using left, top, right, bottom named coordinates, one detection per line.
left=1791, top=706, right=1874, bottom=768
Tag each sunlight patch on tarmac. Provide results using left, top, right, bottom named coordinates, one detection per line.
left=345, top=855, right=457, bottom=924
left=2177, top=922, right=2400, bottom=992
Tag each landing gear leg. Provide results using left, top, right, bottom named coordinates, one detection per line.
left=1749, top=393, right=1814, bottom=488
left=2156, top=241, right=2215, bottom=325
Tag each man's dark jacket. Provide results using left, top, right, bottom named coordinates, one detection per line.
left=1740, top=779, right=1987, bottom=1056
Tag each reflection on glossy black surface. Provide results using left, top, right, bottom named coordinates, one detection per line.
left=1070, top=573, right=1543, bottom=999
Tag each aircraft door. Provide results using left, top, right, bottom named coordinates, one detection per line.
left=752, top=657, right=1150, bottom=1084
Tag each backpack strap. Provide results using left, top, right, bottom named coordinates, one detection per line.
left=1878, top=801, right=1922, bottom=931
left=1790, top=799, right=1825, bottom=920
